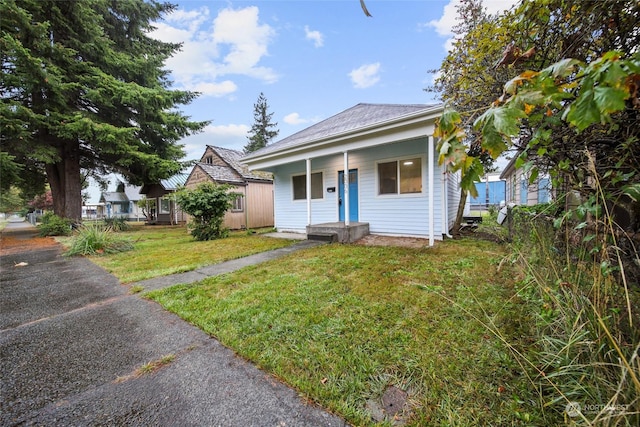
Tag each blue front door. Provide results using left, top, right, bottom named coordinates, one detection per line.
left=338, top=169, right=358, bottom=222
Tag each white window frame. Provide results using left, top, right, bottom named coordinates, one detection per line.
left=292, top=171, right=324, bottom=201
left=375, top=155, right=426, bottom=197
left=231, top=195, right=244, bottom=212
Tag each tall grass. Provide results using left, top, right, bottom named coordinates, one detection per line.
left=507, top=183, right=640, bottom=425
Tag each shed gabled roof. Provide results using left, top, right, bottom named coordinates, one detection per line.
left=241, top=103, right=443, bottom=169
left=205, top=145, right=272, bottom=182
left=196, top=163, right=245, bottom=185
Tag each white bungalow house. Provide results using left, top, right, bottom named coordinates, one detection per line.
left=241, top=103, right=465, bottom=245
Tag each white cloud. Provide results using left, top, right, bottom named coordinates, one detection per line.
left=191, top=80, right=238, bottom=97
left=283, top=112, right=309, bottom=125
left=348, top=63, right=381, bottom=89
left=426, top=0, right=519, bottom=51
left=150, top=6, right=277, bottom=95
left=304, top=25, right=324, bottom=48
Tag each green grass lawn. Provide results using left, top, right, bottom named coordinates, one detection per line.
left=144, top=238, right=541, bottom=426
left=87, top=225, right=297, bottom=283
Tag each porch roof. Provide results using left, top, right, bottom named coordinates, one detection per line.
left=242, top=103, right=443, bottom=170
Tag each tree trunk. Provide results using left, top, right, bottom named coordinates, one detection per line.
left=45, top=140, right=83, bottom=222
left=64, top=144, right=82, bottom=222
left=452, top=189, right=469, bottom=236
left=46, top=162, right=65, bottom=218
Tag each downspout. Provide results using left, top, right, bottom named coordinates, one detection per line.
left=244, top=185, right=249, bottom=229
left=306, top=158, right=312, bottom=226
left=428, top=135, right=435, bottom=246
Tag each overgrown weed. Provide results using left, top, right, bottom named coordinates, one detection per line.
left=506, top=183, right=640, bottom=425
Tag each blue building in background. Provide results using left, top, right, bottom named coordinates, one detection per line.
left=470, top=174, right=506, bottom=209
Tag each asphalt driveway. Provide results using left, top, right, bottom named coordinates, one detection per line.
left=0, top=220, right=346, bottom=426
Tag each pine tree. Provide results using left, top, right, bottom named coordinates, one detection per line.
left=244, top=92, right=279, bottom=154
left=0, top=0, right=207, bottom=221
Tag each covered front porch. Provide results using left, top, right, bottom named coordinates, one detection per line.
left=306, top=221, right=370, bottom=243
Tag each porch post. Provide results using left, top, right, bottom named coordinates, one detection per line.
left=306, top=158, right=312, bottom=225
left=343, top=151, right=350, bottom=226
left=428, top=135, right=435, bottom=246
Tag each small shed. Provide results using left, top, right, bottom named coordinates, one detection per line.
left=185, top=145, right=274, bottom=229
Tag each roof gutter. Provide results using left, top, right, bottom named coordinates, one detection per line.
left=243, top=105, right=443, bottom=170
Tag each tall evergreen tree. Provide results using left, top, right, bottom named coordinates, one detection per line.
left=244, top=92, right=279, bottom=154
left=0, top=0, right=207, bottom=221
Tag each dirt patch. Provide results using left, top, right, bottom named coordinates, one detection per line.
left=0, top=235, right=59, bottom=256
left=354, top=235, right=432, bottom=248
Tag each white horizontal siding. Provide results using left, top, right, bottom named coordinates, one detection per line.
left=272, top=137, right=447, bottom=238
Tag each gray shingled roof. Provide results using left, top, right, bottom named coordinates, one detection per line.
left=100, top=184, right=142, bottom=203
left=206, top=146, right=272, bottom=181
left=100, top=192, right=127, bottom=203
left=197, top=163, right=245, bottom=184
left=244, top=103, right=438, bottom=159
left=123, top=185, right=143, bottom=201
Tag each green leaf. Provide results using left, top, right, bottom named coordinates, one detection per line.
left=564, top=90, right=601, bottom=131
left=593, top=86, right=628, bottom=114
left=492, top=107, right=527, bottom=136
left=622, top=183, right=640, bottom=202
left=542, top=58, right=582, bottom=78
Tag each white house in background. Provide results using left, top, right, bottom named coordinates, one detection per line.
left=500, top=155, right=552, bottom=206
left=242, top=103, right=466, bottom=245
left=99, top=182, right=145, bottom=221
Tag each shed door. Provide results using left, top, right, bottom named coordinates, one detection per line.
left=338, top=169, right=358, bottom=222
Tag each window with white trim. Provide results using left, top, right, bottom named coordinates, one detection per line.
left=292, top=172, right=323, bottom=200
left=231, top=195, right=244, bottom=212
left=378, top=157, right=422, bottom=195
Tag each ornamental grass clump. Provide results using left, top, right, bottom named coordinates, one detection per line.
left=64, top=222, right=134, bottom=256
left=103, top=216, right=130, bottom=232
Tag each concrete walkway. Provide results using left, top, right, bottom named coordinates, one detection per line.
left=131, top=237, right=322, bottom=292
left=0, top=220, right=345, bottom=427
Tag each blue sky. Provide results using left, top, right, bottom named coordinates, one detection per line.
left=88, top=0, right=517, bottom=202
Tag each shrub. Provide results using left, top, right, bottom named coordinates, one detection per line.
left=64, top=223, right=134, bottom=256
left=38, top=212, right=72, bottom=236
left=175, top=182, right=241, bottom=241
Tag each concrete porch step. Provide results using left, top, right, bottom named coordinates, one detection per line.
left=307, top=232, right=338, bottom=243
left=306, top=222, right=370, bottom=243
